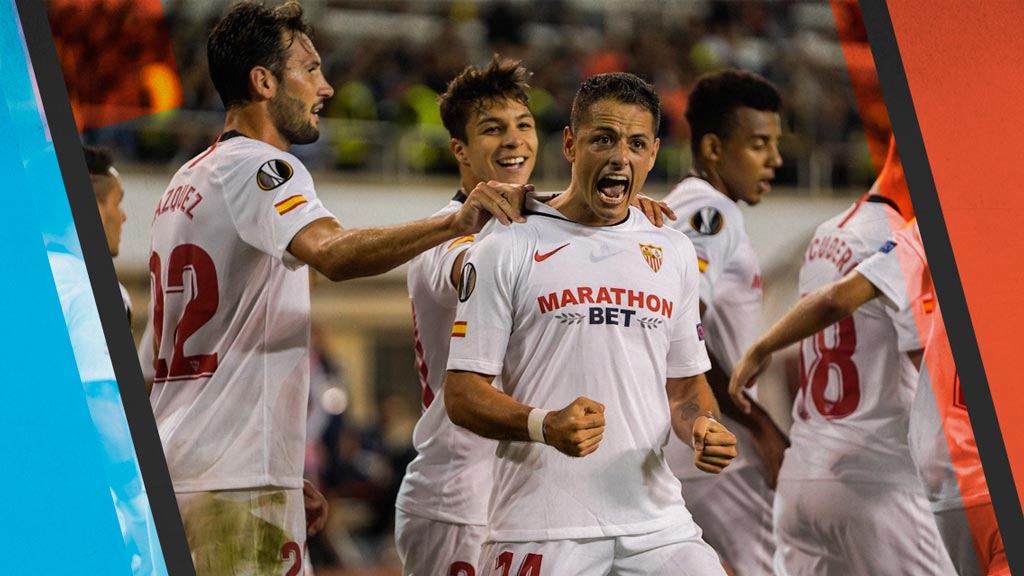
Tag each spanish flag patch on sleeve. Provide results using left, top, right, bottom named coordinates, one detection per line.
left=275, top=194, right=307, bottom=215
left=451, top=321, right=467, bottom=338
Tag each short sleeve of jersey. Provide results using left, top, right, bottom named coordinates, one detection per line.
left=886, top=294, right=922, bottom=352
left=409, top=203, right=475, bottom=304
left=446, top=225, right=519, bottom=376
left=856, top=241, right=907, bottom=311
left=222, top=152, right=333, bottom=270
left=666, top=235, right=712, bottom=377
left=684, top=205, right=737, bottom=308
left=856, top=239, right=922, bottom=350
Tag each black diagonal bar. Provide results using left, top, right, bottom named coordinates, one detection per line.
left=859, top=0, right=1024, bottom=566
left=14, top=1, right=195, bottom=574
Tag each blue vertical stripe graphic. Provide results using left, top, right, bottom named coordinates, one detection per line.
left=1, top=1, right=167, bottom=574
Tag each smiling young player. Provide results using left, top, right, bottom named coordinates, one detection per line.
left=396, top=56, right=539, bottom=576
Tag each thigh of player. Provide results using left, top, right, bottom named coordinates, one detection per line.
left=479, top=538, right=613, bottom=576
left=395, top=509, right=488, bottom=576
left=775, top=480, right=954, bottom=576
left=177, top=487, right=306, bottom=576
left=612, top=522, right=726, bottom=576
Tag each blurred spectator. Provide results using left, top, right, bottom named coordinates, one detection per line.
left=48, top=0, right=871, bottom=190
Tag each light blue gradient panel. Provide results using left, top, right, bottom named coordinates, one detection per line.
left=1, top=2, right=166, bottom=574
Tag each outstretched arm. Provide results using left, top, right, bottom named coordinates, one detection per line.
left=729, top=271, right=881, bottom=412
left=445, top=370, right=606, bottom=458
left=289, top=181, right=527, bottom=282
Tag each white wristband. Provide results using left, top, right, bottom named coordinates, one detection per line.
left=528, top=408, right=552, bottom=444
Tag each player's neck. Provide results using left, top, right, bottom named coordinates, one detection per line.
left=223, top=105, right=290, bottom=151
left=688, top=164, right=732, bottom=202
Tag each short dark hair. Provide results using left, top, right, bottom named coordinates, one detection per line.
left=82, top=145, right=114, bottom=176
left=83, top=145, right=118, bottom=201
left=207, top=1, right=311, bottom=109
left=439, top=55, right=532, bottom=142
left=686, top=69, right=781, bottom=155
left=570, top=72, right=661, bottom=135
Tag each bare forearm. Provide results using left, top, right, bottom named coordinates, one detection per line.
left=445, top=371, right=533, bottom=442
left=753, top=273, right=877, bottom=357
left=667, top=375, right=719, bottom=448
left=314, top=214, right=462, bottom=281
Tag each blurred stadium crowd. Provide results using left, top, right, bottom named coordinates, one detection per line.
left=55, top=0, right=873, bottom=191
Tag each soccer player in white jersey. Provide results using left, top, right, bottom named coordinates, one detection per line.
left=395, top=56, right=539, bottom=576
left=396, top=57, right=677, bottom=576
left=729, top=139, right=953, bottom=574
left=659, top=69, right=786, bottom=575
left=445, top=72, right=737, bottom=574
left=856, top=221, right=1005, bottom=576
left=83, top=146, right=132, bottom=322
left=147, top=3, right=525, bottom=574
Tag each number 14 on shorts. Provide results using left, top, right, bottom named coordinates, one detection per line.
left=450, top=552, right=542, bottom=576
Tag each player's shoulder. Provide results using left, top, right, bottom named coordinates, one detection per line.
left=663, top=177, right=742, bottom=237
left=410, top=199, right=472, bottom=265
left=824, top=197, right=904, bottom=249
left=176, top=136, right=311, bottom=193
left=630, top=208, right=698, bottom=258
left=220, top=137, right=310, bottom=188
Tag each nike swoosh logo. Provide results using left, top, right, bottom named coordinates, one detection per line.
left=534, top=243, right=571, bottom=262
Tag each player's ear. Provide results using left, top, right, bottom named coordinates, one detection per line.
left=450, top=138, right=470, bottom=166
left=250, top=65, right=277, bottom=100
left=563, top=126, right=576, bottom=163
left=700, top=133, right=721, bottom=163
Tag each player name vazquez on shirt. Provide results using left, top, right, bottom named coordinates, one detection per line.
left=153, top=183, right=203, bottom=221
left=537, top=286, right=675, bottom=327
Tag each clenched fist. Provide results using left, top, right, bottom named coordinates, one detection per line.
left=542, top=397, right=606, bottom=457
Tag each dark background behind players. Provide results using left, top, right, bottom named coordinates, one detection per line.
left=48, top=1, right=883, bottom=573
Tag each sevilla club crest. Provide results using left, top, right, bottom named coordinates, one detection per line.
left=639, top=243, right=663, bottom=273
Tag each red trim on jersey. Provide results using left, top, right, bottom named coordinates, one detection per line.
left=837, top=193, right=869, bottom=228
left=187, top=141, right=219, bottom=169
left=411, top=303, right=433, bottom=408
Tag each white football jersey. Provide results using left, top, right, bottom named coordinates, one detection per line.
left=448, top=200, right=710, bottom=541
left=661, top=177, right=761, bottom=480
left=783, top=195, right=921, bottom=486
left=396, top=194, right=497, bottom=526
left=856, top=222, right=986, bottom=511
left=148, top=133, right=333, bottom=492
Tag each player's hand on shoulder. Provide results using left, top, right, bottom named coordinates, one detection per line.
left=455, top=181, right=531, bottom=233
left=631, top=194, right=677, bottom=227
left=692, top=414, right=737, bottom=474
left=543, top=397, right=605, bottom=458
